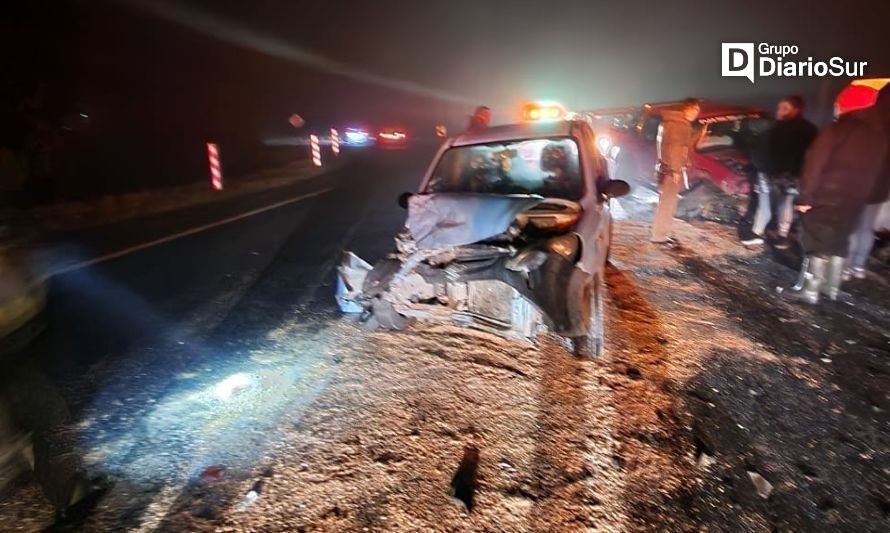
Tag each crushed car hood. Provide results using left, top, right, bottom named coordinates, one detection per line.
left=406, top=193, right=543, bottom=249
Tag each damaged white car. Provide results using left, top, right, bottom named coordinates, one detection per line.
left=336, top=119, right=629, bottom=357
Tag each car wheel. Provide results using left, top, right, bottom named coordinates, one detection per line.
left=573, top=272, right=605, bottom=358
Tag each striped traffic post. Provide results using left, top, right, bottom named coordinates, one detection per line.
left=309, top=134, right=322, bottom=167
left=207, top=142, right=223, bottom=190
left=330, top=128, right=340, bottom=155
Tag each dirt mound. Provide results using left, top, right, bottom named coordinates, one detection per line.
left=676, top=181, right=743, bottom=224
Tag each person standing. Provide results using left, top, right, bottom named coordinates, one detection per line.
left=777, top=86, right=890, bottom=304
left=651, top=98, right=701, bottom=243
left=742, top=95, right=818, bottom=248
left=845, top=88, right=890, bottom=279
left=465, top=106, right=491, bottom=134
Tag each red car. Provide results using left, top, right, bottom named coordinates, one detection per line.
left=593, top=101, right=772, bottom=195
left=377, top=128, right=409, bottom=149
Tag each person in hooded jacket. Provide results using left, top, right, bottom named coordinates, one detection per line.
left=777, top=85, right=890, bottom=304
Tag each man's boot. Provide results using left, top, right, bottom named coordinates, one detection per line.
left=776, top=255, right=827, bottom=304
left=821, top=256, right=845, bottom=301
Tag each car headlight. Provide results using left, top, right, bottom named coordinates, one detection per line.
left=609, top=145, right=621, bottom=159
left=547, top=234, right=581, bottom=262
left=596, top=134, right=612, bottom=154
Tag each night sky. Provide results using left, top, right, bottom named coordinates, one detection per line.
left=120, top=0, right=890, bottom=120
left=4, top=0, right=890, bottom=195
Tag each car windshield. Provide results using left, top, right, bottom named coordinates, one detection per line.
left=426, top=137, right=584, bottom=200
left=697, top=115, right=773, bottom=152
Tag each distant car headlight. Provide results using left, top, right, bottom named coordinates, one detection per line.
left=596, top=135, right=612, bottom=154
left=344, top=129, right=370, bottom=144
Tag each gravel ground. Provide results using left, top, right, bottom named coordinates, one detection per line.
left=183, top=217, right=889, bottom=531
left=2, top=196, right=889, bottom=532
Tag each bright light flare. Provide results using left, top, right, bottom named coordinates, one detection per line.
left=596, top=134, right=612, bottom=154
left=122, top=0, right=476, bottom=104
left=344, top=128, right=369, bottom=143
left=213, top=372, right=252, bottom=401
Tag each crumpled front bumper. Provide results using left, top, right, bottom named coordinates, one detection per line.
left=336, top=240, right=590, bottom=339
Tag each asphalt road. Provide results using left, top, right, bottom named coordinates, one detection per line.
left=35, top=145, right=432, bottom=363
left=1, top=144, right=439, bottom=524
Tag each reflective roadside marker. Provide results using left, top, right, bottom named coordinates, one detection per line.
left=330, top=128, right=340, bottom=155
left=310, top=134, right=322, bottom=166
left=207, top=142, right=223, bottom=190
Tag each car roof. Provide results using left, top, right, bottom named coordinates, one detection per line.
left=581, top=106, right=639, bottom=117
left=451, top=120, right=582, bottom=147
left=644, top=100, right=764, bottom=118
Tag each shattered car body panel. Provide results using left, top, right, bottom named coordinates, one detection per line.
left=337, top=119, right=627, bottom=349
left=337, top=194, right=591, bottom=338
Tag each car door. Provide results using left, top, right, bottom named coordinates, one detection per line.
left=572, top=125, right=609, bottom=274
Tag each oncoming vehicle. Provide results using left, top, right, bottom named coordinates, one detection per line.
left=342, top=127, right=373, bottom=146
left=336, top=118, right=630, bottom=357
left=596, top=101, right=772, bottom=195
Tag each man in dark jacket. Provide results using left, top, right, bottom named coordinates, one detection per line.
left=846, top=86, right=890, bottom=279
left=743, top=95, right=818, bottom=248
left=651, top=98, right=700, bottom=243
left=777, top=87, right=890, bottom=304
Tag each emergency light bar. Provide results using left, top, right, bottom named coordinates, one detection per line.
left=521, top=102, right=566, bottom=122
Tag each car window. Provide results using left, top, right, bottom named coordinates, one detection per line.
left=426, top=137, right=584, bottom=200
left=698, top=116, right=773, bottom=152
left=609, top=111, right=639, bottom=132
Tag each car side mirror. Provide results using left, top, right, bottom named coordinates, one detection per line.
left=602, top=179, right=630, bottom=199
left=397, top=192, right=413, bottom=209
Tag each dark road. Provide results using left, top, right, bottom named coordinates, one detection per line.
left=3, top=145, right=439, bottom=523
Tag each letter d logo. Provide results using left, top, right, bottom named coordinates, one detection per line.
left=722, top=43, right=755, bottom=83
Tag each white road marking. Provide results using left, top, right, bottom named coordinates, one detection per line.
left=44, top=187, right=335, bottom=279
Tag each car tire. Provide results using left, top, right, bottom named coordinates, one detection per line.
left=573, top=272, right=605, bottom=359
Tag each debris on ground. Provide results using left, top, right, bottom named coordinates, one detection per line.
left=747, top=471, right=774, bottom=500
